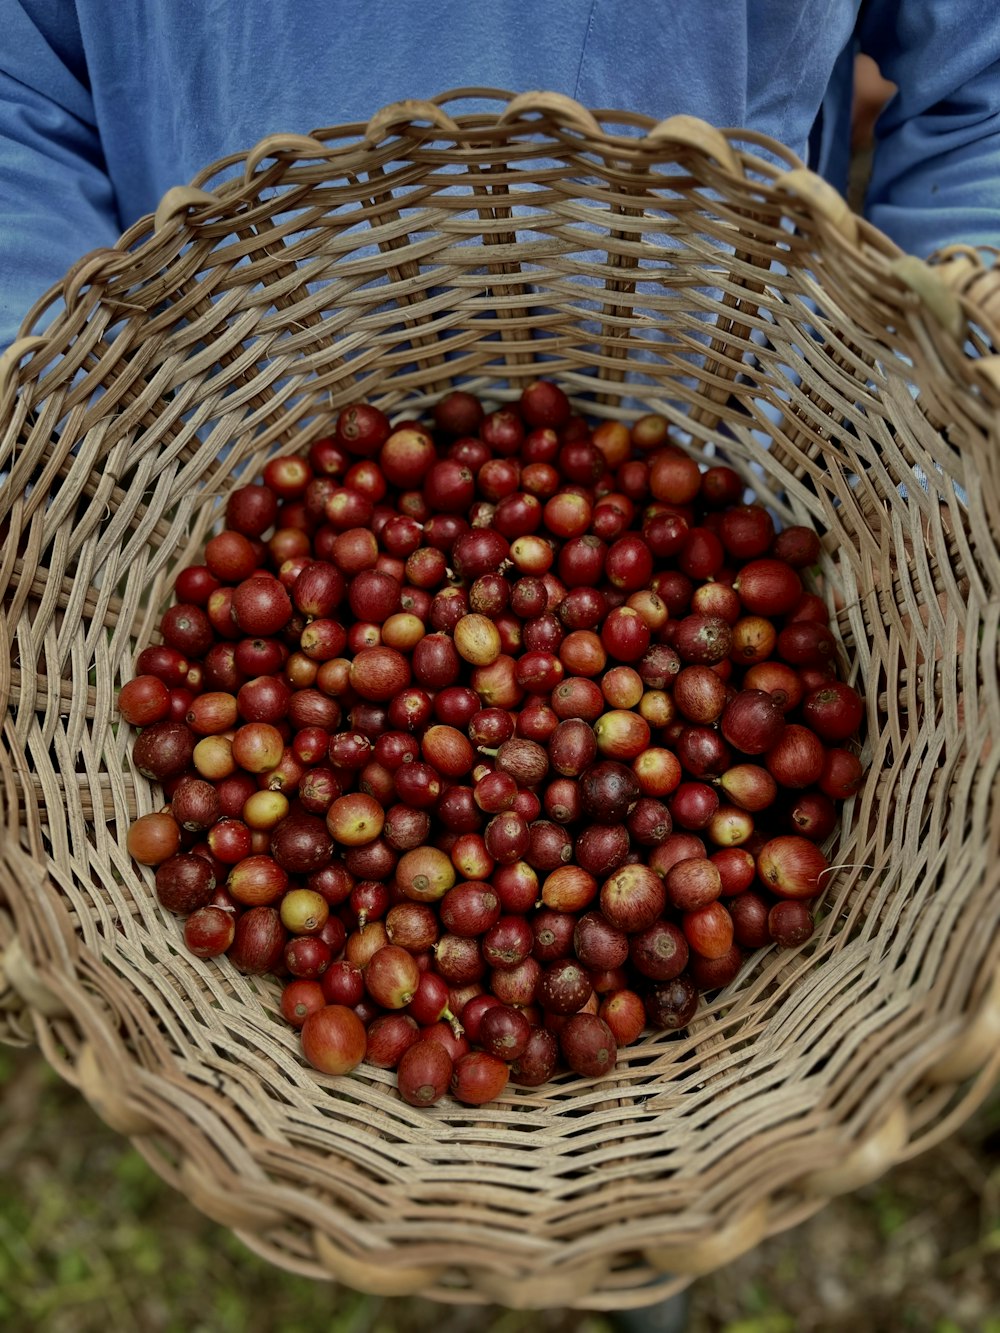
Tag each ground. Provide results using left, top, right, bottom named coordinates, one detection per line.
left=0, top=1044, right=996, bottom=1333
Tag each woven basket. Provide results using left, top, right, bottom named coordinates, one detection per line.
left=1, top=90, right=999, bottom=1312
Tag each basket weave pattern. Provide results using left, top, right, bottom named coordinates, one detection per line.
left=1, top=91, right=999, bottom=1309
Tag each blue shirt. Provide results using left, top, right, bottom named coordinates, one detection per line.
left=2, top=0, right=999, bottom=350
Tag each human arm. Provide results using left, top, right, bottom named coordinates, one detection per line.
left=858, top=0, right=1000, bottom=255
left=0, top=1, right=121, bottom=352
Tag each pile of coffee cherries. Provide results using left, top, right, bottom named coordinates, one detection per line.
left=119, top=380, right=865, bottom=1107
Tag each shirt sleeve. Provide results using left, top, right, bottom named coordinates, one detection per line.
left=858, top=0, right=1000, bottom=256
left=0, top=1, right=121, bottom=352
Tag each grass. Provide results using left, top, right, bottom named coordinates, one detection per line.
left=0, top=1042, right=997, bottom=1332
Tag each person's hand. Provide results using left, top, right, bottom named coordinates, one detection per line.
left=851, top=53, right=897, bottom=151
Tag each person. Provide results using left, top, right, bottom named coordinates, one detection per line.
left=0, top=7, right=991, bottom=1331
left=2, top=0, right=999, bottom=354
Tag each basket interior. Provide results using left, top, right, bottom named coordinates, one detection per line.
left=2, top=100, right=999, bottom=1307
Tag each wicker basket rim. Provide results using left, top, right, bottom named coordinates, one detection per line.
left=2, top=90, right=999, bottom=1310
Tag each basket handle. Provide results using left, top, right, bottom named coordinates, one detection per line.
left=800, top=1102, right=910, bottom=1196
left=153, top=185, right=224, bottom=235
left=497, top=89, right=604, bottom=139
left=925, top=965, right=1000, bottom=1085
left=312, top=1230, right=446, bottom=1297
left=644, top=1201, right=770, bottom=1276
left=242, top=132, right=330, bottom=185
left=927, top=245, right=1000, bottom=337
left=363, top=97, right=463, bottom=144
left=772, top=167, right=860, bottom=244
left=888, top=255, right=965, bottom=338
left=641, top=114, right=742, bottom=175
